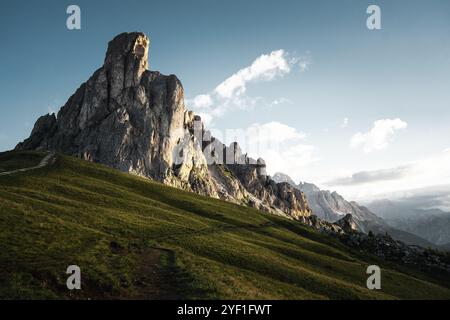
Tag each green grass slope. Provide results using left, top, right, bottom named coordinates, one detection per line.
left=0, top=151, right=42, bottom=173
left=1, top=151, right=449, bottom=300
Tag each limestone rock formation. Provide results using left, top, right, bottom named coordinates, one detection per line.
left=16, top=32, right=311, bottom=219
left=197, top=133, right=311, bottom=218
left=335, top=214, right=358, bottom=234
left=17, top=32, right=215, bottom=196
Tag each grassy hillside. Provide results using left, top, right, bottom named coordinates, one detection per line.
left=0, top=151, right=42, bottom=173
left=1, top=151, right=449, bottom=299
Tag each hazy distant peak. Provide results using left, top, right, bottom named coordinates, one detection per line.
left=272, top=172, right=296, bottom=186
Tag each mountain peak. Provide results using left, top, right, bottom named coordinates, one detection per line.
left=272, top=172, right=296, bottom=186
left=105, top=32, right=149, bottom=65
left=104, top=32, right=150, bottom=96
left=16, top=32, right=311, bottom=221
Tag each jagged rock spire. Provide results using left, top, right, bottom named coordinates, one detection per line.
left=104, top=32, right=150, bottom=97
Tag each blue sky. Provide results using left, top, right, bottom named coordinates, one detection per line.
left=1, top=0, right=450, bottom=200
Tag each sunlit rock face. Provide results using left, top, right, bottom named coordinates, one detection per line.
left=17, top=32, right=311, bottom=218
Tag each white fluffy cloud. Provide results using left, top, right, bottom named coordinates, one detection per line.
left=215, top=50, right=291, bottom=99
left=190, top=94, right=213, bottom=109
left=222, top=121, right=306, bottom=145
left=187, top=50, right=311, bottom=125
left=350, top=118, right=407, bottom=153
left=211, top=121, right=317, bottom=181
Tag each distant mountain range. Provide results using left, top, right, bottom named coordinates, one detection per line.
left=366, top=199, right=450, bottom=249
left=272, top=172, right=437, bottom=248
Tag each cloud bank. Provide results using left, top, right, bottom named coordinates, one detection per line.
left=324, top=150, right=450, bottom=201
left=326, top=165, right=412, bottom=186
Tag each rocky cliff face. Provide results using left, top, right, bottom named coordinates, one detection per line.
left=17, top=32, right=215, bottom=196
left=201, top=140, right=309, bottom=218
left=16, top=32, right=311, bottom=219
left=334, top=214, right=359, bottom=234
